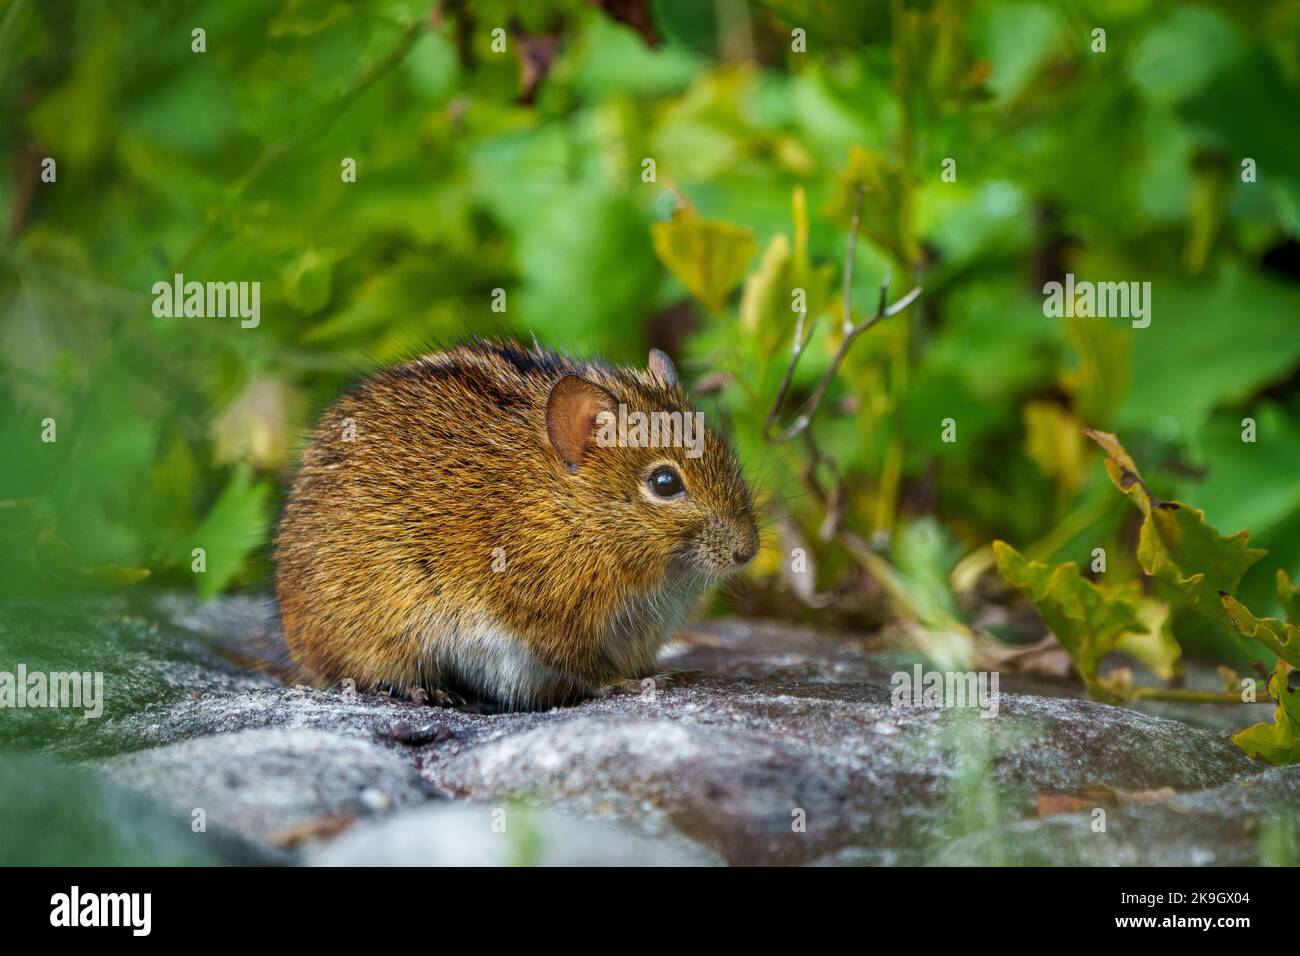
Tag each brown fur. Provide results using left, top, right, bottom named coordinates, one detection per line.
left=275, top=340, right=757, bottom=710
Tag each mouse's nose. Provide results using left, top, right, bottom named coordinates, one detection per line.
left=732, top=537, right=757, bottom=566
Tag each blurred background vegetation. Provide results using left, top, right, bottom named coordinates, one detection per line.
left=2, top=0, right=1299, bottom=670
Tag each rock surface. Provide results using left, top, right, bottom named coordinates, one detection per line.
left=0, top=596, right=1290, bottom=865
left=938, top=765, right=1300, bottom=866
left=307, top=804, right=716, bottom=866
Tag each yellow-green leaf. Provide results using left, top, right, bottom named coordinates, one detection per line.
left=1221, top=593, right=1300, bottom=668
left=1023, top=401, right=1085, bottom=495
left=1115, top=597, right=1183, bottom=681
left=651, top=210, right=757, bottom=312
left=738, top=232, right=791, bottom=334
left=1233, top=662, right=1300, bottom=765
left=1062, top=316, right=1131, bottom=428
left=992, top=541, right=1144, bottom=689
left=1085, top=429, right=1267, bottom=622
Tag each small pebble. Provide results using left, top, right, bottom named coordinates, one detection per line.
left=389, top=720, right=453, bottom=745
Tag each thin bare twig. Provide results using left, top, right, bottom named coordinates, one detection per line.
left=763, top=184, right=921, bottom=444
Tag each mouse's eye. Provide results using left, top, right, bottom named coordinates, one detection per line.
left=648, top=465, right=685, bottom=499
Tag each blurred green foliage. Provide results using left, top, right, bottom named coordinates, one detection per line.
left=2, top=0, right=1299, bottom=666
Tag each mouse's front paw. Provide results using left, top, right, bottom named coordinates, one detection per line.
left=409, top=686, right=467, bottom=708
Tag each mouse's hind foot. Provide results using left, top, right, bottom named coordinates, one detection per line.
left=597, top=668, right=704, bottom=698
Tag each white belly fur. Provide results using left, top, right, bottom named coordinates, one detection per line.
left=413, top=581, right=703, bottom=708
left=418, top=608, right=578, bottom=709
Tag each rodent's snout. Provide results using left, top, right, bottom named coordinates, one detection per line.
left=731, top=529, right=758, bottom=567
left=691, top=515, right=759, bottom=576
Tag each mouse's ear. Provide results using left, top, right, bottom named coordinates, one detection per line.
left=546, top=375, right=616, bottom=471
left=647, top=348, right=678, bottom=388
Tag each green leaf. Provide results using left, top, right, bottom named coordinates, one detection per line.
left=1117, top=268, right=1300, bottom=436
left=892, top=517, right=963, bottom=627
left=651, top=209, right=757, bottom=312
left=570, top=11, right=701, bottom=98
left=1127, top=6, right=1243, bottom=107
left=1233, top=662, right=1300, bottom=766
left=1279, top=570, right=1300, bottom=627
left=1221, top=594, right=1300, bottom=669
left=186, top=466, right=272, bottom=599
left=834, top=146, right=917, bottom=265
left=37, top=538, right=151, bottom=589
left=1181, top=405, right=1300, bottom=554
left=992, top=540, right=1144, bottom=690
left=1085, top=429, right=1267, bottom=623
left=284, top=247, right=333, bottom=315
left=0, top=500, right=150, bottom=594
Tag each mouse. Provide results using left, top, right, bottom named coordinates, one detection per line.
left=275, top=339, right=759, bottom=711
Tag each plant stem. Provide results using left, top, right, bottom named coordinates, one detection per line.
left=1127, top=686, right=1253, bottom=705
